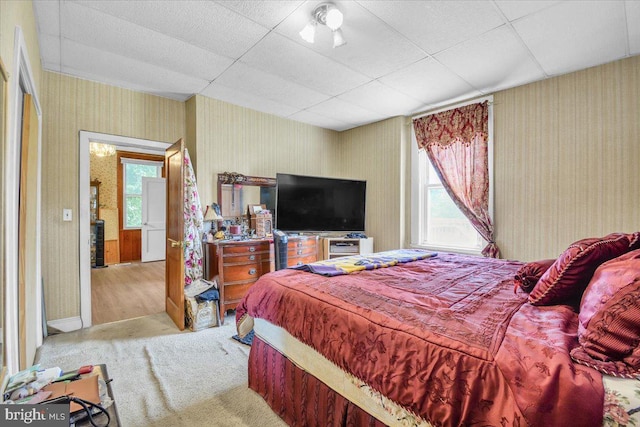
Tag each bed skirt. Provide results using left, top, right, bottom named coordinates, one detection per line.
left=249, top=336, right=386, bottom=427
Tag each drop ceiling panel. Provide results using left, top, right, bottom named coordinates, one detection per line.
left=337, top=81, right=425, bottom=117
left=305, top=97, right=386, bottom=125
left=379, top=57, right=480, bottom=106
left=626, top=1, right=640, bottom=55
left=219, top=1, right=304, bottom=29
left=201, top=84, right=300, bottom=117
left=239, top=32, right=370, bottom=96
left=436, top=25, right=545, bottom=93
left=61, top=2, right=233, bottom=81
left=287, top=110, right=350, bottom=131
left=75, top=0, right=269, bottom=59
left=360, top=0, right=505, bottom=54
left=38, top=34, right=61, bottom=72
left=212, top=62, right=328, bottom=109
left=61, top=39, right=209, bottom=99
left=33, top=0, right=60, bottom=37
left=275, top=1, right=427, bottom=79
left=513, top=1, right=628, bottom=76
left=493, top=1, right=559, bottom=21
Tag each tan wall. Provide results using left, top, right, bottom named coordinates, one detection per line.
left=192, top=95, right=338, bottom=208
left=494, top=55, right=640, bottom=261
left=90, top=154, right=117, bottom=209
left=336, top=117, right=406, bottom=252
left=41, top=71, right=185, bottom=320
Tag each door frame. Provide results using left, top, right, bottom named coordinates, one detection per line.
left=79, top=131, right=169, bottom=328
left=5, top=27, right=42, bottom=374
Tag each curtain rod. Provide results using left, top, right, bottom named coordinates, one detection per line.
left=410, top=95, right=494, bottom=121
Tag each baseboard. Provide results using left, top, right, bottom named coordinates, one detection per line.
left=47, top=317, right=83, bottom=333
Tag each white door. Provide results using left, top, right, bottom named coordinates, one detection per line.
left=142, top=177, right=166, bottom=262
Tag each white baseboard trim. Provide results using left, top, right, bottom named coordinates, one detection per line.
left=47, top=317, right=83, bottom=333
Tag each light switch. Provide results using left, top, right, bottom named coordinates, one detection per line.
left=63, top=209, right=72, bottom=221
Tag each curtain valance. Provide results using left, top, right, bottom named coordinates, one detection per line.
left=414, top=101, right=488, bottom=149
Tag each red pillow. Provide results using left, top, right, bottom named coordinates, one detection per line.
left=529, top=233, right=632, bottom=306
left=513, top=258, right=556, bottom=293
left=570, top=249, right=640, bottom=378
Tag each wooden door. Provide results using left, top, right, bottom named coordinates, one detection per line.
left=165, top=139, right=185, bottom=330
left=18, top=94, right=39, bottom=368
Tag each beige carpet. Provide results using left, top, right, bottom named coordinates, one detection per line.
left=35, top=313, right=288, bottom=427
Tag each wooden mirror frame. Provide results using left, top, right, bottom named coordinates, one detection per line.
left=216, top=172, right=276, bottom=213
left=0, top=57, right=8, bottom=373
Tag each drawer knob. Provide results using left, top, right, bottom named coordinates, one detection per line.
left=297, top=250, right=302, bottom=255
left=249, top=255, right=255, bottom=261
left=249, top=268, right=257, bottom=275
left=297, top=261, right=303, bottom=266
left=249, top=247, right=256, bottom=252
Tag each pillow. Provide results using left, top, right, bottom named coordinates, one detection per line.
left=529, top=233, right=632, bottom=306
left=513, top=258, right=556, bottom=293
left=570, top=249, right=640, bottom=378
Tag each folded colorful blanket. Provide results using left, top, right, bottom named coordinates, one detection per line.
left=290, top=249, right=437, bottom=276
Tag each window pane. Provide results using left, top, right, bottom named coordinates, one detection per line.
left=125, top=164, right=159, bottom=194
left=427, top=161, right=441, bottom=185
left=426, top=187, right=478, bottom=248
left=125, top=196, right=142, bottom=228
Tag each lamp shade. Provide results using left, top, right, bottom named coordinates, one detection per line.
left=332, top=28, right=346, bottom=48
left=325, top=8, right=343, bottom=30
left=299, top=22, right=316, bottom=43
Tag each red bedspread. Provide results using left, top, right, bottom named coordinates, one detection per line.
left=237, top=253, right=603, bottom=426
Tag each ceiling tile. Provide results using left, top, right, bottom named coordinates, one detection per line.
left=61, top=2, right=233, bottom=81
left=218, top=1, right=304, bottom=29
left=38, top=34, right=61, bottom=72
left=275, top=1, right=427, bottom=79
left=212, top=62, right=328, bottom=109
left=493, top=1, right=559, bottom=21
left=359, top=0, right=505, bottom=54
left=61, top=39, right=208, bottom=99
left=287, top=110, right=351, bottom=131
left=33, top=0, right=60, bottom=37
left=239, top=32, right=371, bottom=96
left=627, top=1, right=640, bottom=55
left=200, top=84, right=300, bottom=117
left=75, top=0, right=269, bottom=59
left=436, top=25, right=545, bottom=93
left=513, top=1, right=628, bottom=76
left=379, top=57, right=480, bottom=106
left=304, top=97, right=386, bottom=125
left=337, top=81, right=425, bottom=117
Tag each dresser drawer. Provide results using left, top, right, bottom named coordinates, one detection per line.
left=222, top=242, right=270, bottom=255
left=287, top=254, right=318, bottom=267
left=287, top=245, right=316, bottom=258
left=224, top=252, right=270, bottom=265
left=224, top=282, right=256, bottom=303
left=222, top=260, right=271, bottom=283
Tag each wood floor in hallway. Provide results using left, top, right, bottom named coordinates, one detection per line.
left=91, top=261, right=165, bottom=325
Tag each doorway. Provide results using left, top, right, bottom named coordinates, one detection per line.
left=79, top=131, right=170, bottom=327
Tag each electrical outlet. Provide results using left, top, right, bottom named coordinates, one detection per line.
left=63, top=209, right=72, bottom=222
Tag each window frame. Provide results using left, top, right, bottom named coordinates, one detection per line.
left=410, top=96, right=494, bottom=255
left=121, top=158, right=164, bottom=230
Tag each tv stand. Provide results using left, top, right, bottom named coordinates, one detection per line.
left=322, top=237, right=374, bottom=260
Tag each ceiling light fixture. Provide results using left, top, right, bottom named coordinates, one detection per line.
left=299, top=3, right=346, bottom=48
left=89, top=142, right=116, bottom=157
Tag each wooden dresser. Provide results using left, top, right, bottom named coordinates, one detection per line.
left=285, top=235, right=319, bottom=267
left=205, top=240, right=273, bottom=323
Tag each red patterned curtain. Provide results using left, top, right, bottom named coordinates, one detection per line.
left=413, top=101, right=499, bottom=258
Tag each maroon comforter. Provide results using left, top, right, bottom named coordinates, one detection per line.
left=237, top=253, right=603, bottom=426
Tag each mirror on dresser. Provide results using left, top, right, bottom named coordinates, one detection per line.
left=216, top=172, right=276, bottom=231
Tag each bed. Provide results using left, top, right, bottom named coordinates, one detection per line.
left=236, top=235, right=640, bottom=426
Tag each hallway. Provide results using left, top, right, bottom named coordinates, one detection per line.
left=91, top=261, right=165, bottom=325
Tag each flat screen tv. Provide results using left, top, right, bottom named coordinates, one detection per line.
left=276, top=173, right=366, bottom=233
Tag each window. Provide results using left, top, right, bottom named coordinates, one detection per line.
left=411, top=98, right=493, bottom=254
left=122, top=159, right=163, bottom=229
left=416, top=150, right=483, bottom=251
